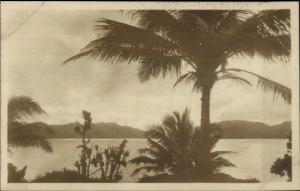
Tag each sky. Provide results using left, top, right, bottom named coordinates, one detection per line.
left=2, top=2, right=292, bottom=130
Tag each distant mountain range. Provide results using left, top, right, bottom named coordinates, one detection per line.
left=213, top=120, right=291, bottom=139
left=49, top=120, right=291, bottom=139
left=49, top=122, right=145, bottom=139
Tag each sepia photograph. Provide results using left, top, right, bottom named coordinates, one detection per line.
left=1, top=1, right=299, bottom=190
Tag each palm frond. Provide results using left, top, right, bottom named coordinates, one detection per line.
left=21, top=122, right=54, bottom=136
left=147, top=138, right=172, bottom=156
left=162, top=113, right=179, bottom=137
left=8, top=127, right=53, bottom=152
left=137, top=55, right=182, bottom=82
left=128, top=10, right=210, bottom=61
left=138, top=148, right=158, bottom=156
left=180, top=108, right=194, bottom=133
left=93, top=18, right=178, bottom=51
left=229, top=10, right=290, bottom=60
left=237, top=10, right=290, bottom=36
left=211, top=151, right=237, bottom=159
left=216, top=10, right=252, bottom=31
left=146, top=128, right=166, bottom=140
left=209, top=133, right=223, bottom=151
left=62, top=50, right=95, bottom=64
left=63, top=18, right=179, bottom=65
left=129, top=10, right=201, bottom=45
left=229, top=34, right=290, bottom=60
left=131, top=165, right=162, bottom=177
left=8, top=121, right=53, bottom=135
left=138, top=147, right=173, bottom=165
left=128, top=10, right=182, bottom=34
left=8, top=96, right=46, bottom=122
left=212, top=157, right=236, bottom=168
left=8, top=122, right=54, bottom=152
left=175, top=10, right=250, bottom=31
left=160, top=109, right=193, bottom=148
left=129, top=156, right=157, bottom=165
left=64, top=19, right=184, bottom=82
left=173, top=71, right=203, bottom=92
left=161, top=115, right=176, bottom=133
left=145, top=127, right=173, bottom=149
left=173, top=72, right=192, bottom=88
left=216, top=72, right=252, bottom=86
left=225, top=68, right=291, bottom=104
left=255, top=73, right=291, bottom=104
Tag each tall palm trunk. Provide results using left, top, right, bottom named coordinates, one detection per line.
left=201, top=85, right=211, bottom=130
left=200, top=84, right=212, bottom=175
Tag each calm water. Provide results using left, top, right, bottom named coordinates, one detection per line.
left=9, top=139, right=288, bottom=182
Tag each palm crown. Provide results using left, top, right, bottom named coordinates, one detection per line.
left=64, top=10, right=291, bottom=103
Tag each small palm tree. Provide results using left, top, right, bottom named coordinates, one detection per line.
left=130, top=109, right=234, bottom=181
left=8, top=96, right=54, bottom=152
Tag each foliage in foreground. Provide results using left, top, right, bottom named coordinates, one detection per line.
left=270, top=132, right=292, bottom=181
left=32, top=168, right=101, bottom=182
left=73, top=110, right=130, bottom=182
left=8, top=163, right=27, bottom=183
left=130, top=108, right=238, bottom=182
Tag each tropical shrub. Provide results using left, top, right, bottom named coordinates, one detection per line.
left=33, top=168, right=83, bottom=182
left=89, top=139, right=130, bottom=182
left=130, top=108, right=235, bottom=182
left=73, top=110, right=130, bottom=182
left=73, top=110, right=93, bottom=180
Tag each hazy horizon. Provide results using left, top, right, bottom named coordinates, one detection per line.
left=48, top=119, right=292, bottom=127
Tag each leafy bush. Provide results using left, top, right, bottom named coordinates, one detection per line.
left=32, top=168, right=100, bottom=182
left=89, top=139, right=130, bottom=182
left=270, top=132, right=292, bottom=181
left=73, top=110, right=130, bottom=182
left=73, top=110, right=93, bottom=180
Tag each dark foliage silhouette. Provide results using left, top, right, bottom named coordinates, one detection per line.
left=33, top=169, right=83, bottom=182
left=130, top=108, right=239, bottom=182
left=32, top=168, right=101, bottom=182
left=8, top=163, right=27, bottom=182
left=270, top=132, right=292, bottom=181
left=73, top=110, right=130, bottom=182
left=8, top=96, right=54, bottom=152
left=89, top=139, right=130, bottom=182
left=73, top=110, right=93, bottom=180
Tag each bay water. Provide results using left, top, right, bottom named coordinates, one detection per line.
left=9, top=139, right=288, bottom=182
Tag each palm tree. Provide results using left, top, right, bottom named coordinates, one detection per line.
left=130, top=108, right=235, bottom=181
left=64, top=10, right=291, bottom=172
left=8, top=96, right=54, bottom=152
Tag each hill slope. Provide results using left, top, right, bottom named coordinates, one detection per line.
left=49, top=120, right=291, bottom=139
left=49, top=122, right=145, bottom=139
left=214, top=120, right=291, bottom=139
